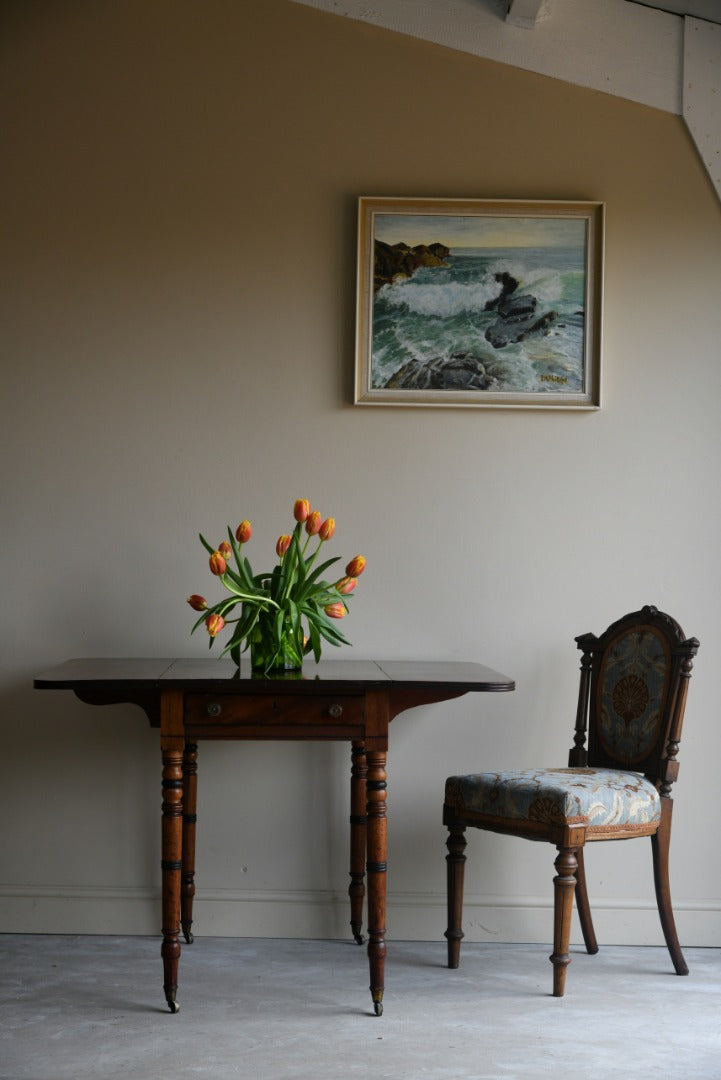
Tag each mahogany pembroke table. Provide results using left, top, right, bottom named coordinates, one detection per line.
left=34, top=657, right=514, bottom=1015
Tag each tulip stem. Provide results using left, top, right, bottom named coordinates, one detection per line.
left=303, top=538, right=323, bottom=574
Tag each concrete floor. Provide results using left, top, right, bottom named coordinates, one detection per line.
left=2, top=935, right=720, bottom=1080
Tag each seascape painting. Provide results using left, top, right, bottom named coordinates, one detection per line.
left=355, top=198, right=603, bottom=409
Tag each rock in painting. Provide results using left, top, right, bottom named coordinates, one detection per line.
left=374, top=240, right=450, bottom=290
left=485, top=308, right=558, bottom=348
left=384, top=352, right=503, bottom=391
left=483, top=272, right=557, bottom=348
left=483, top=271, right=520, bottom=312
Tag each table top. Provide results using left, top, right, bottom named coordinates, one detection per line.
left=34, top=658, right=515, bottom=694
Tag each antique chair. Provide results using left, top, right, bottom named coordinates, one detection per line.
left=443, top=606, right=699, bottom=996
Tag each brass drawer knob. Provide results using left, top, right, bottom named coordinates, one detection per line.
left=206, top=702, right=222, bottom=717
left=328, top=703, right=343, bottom=718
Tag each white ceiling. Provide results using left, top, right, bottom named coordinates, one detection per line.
left=290, top=0, right=721, bottom=200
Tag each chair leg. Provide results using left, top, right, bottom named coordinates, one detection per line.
left=574, top=846, right=599, bottom=955
left=551, top=845, right=578, bottom=997
left=651, top=800, right=688, bottom=976
left=444, top=821, right=467, bottom=969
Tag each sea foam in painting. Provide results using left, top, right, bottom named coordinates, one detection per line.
left=371, top=213, right=588, bottom=395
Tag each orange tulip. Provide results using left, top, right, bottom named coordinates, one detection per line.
left=187, top=594, right=208, bottom=611
left=209, top=550, right=227, bottom=575
left=345, top=555, right=366, bottom=578
left=305, top=510, right=322, bottom=536
left=235, top=520, right=252, bottom=543
left=324, top=602, right=347, bottom=619
left=276, top=534, right=291, bottom=557
left=218, top=540, right=232, bottom=560
left=293, top=498, right=311, bottom=523
left=205, top=613, right=225, bottom=637
left=336, top=577, right=357, bottom=595
left=319, top=517, right=336, bottom=541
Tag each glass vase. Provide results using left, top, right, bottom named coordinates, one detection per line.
left=249, top=611, right=304, bottom=674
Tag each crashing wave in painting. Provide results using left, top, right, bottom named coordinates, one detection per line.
left=371, top=243, right=587, bottom=394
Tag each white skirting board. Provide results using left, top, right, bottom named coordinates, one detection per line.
left=2, top=885, right=719, bottom=946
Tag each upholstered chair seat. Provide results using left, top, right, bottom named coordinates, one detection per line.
left=443, top=607, right=699, bottom=997
left=445, top=767, right=662, bottom=832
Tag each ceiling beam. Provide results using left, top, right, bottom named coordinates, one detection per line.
left=683, top=17, right=721, bottom=201
left=290, top=1, right=682, bottom=113
left=627, top=2, right=721, bottom=23
left=505, top=0, right=550, bottom=28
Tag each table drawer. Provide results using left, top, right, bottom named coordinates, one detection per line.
left=185, top=692, right=365, bottom=732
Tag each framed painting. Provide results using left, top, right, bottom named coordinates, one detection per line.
left=354, top=197, right=604, bottom=409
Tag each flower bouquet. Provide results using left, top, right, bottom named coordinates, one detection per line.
left=187, top=498, right=366, bottom=673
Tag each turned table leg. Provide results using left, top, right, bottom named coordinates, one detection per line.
left=160, top=689, right=184, bottom=1014
left=349, top=740, right=367, bottom=945
left=181, top=741, right=198, bottom=945
left=365, top=749, right=387, bottom=1016
left=161, top=742, right=183, bottom=1013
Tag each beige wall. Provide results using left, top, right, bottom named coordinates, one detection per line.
left=2, top=0, right=720, bottom=946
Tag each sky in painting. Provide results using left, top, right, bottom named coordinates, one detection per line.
left=374, top=212, right=586, bottom=249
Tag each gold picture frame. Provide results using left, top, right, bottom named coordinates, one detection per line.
left=355, top=197, right=604, bottom=409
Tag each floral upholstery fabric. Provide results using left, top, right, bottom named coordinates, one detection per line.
left=445, top=767, right=661, bottom=828
left=596, top=627, right=669, bottom=766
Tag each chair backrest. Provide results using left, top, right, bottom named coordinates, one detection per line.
left=570, top=606, right=699, bottom=794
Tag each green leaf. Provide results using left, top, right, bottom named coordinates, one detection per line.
left=302, top=601, right=351, bottom=647
left=308, top=620, right=322, bottom=663
left=235, top=605, right=260, bottom=640
left=302, top=555, right=341, bottom=589
left=269, top=564, right=283, bottom=603
left=319, top=623, right=350, bottom=647
left=199, top=532, right=216, bottom=556
left=219, top=607, right=260, bottom=659
left=216, top=596, right=243, bottom=618
left=313, top=610, right=351, bottom=646
left=294, top=559, right=341, bottom=604
left=287, top=598, right=300, bottom=636
left=219, top=573, right=270, bottom=605
left=220, top=563, right=247, bottom=591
